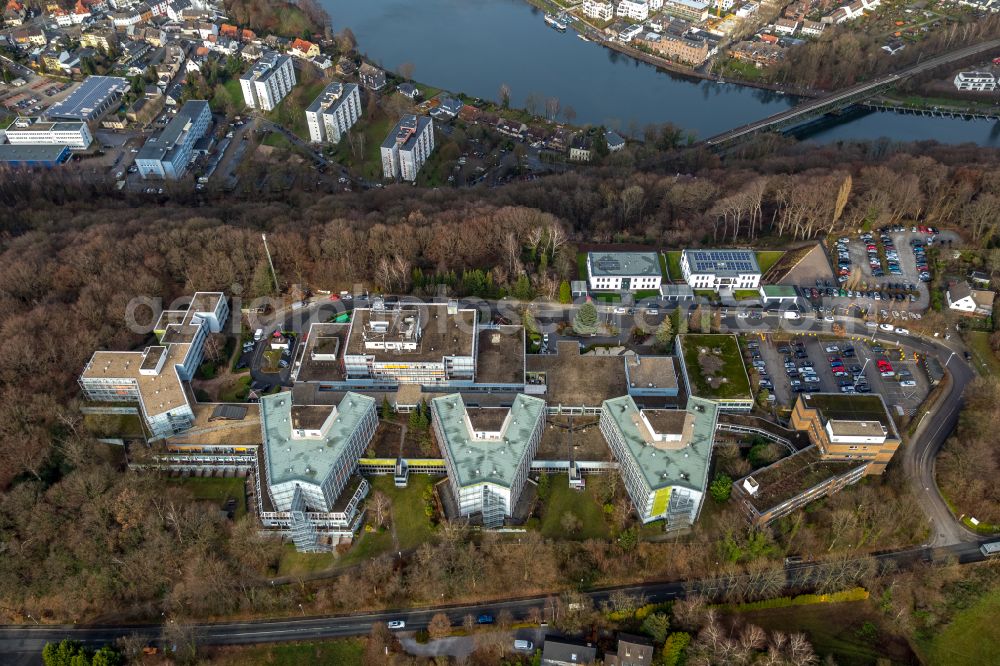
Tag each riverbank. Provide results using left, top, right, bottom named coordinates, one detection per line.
left=521, top=0, right=821, bottom=99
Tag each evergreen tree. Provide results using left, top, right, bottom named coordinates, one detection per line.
left=710, top=473, right=733, bottom=502
left=381, top=396, right=392, bottom=421
left=640, top=611, right=670, bottom=644
left=573, top=301, right=599, bottom=335
left=558, top=280, right=572, bottom=304
left=654, top=316, right=673, bottom=347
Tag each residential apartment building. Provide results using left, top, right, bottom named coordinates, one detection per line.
left=342, top=301, right=477, bottom=385
left=240, top=51, right=296, bottom=111
left=582, top=0, right=614, bottom=20
left=773, top=17, right=799, bottom=33
left=3, top=116, right=93, bottom=149
left=587, top=251, right=663, bottom=292
left=600, top=395, right=719, bottom=526
left=79, top=292, right=229, bottom=439
left=305, top=81, right=361, bottom=144
left=640, top=31, right=713, bottom=65
left=135, top=100, right=211, bottom=179
left=680, top=249, right=761, bottom=292
left=258, top=391, right=377, bottom=550
left=431, top=393, right=545, bottom=527
left=663, top=0, right=710, bottom=21
left=358, top=62, right=387, bottom=91
left=789, top=393, right=901, bottom=474
left=617, top=0, right=650, bottom=20
left=81, top=29, right=119, bottom=51
left=954, top=71, right=996, bottom=91
left=380, top=114, right=434, bottom=182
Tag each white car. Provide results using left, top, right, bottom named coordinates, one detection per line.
left=900, top=380, right=917, bottom=387
left=387, top=620, right=406, bottom=630
left=613, top=307, right=627, bottom=315
left=824, top=346, right=839, bottom=353
left=865, top=321, right=878, bottom=329
left=646, top=309, right=659, bottom=315
left=895, top=327, right=910, bottom=335
left=879, top=323, right=894, bottom=331
left=737, top=311, right=749, bottom=319
left=824, top=315, right=835, bottom=322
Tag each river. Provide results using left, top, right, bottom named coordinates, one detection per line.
left=328, top=0, right=1000, bottom=145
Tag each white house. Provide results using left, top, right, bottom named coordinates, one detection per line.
left=947, top=282, right=994, bottom=316
left=680, top=249, right=761, bottom=292
left=582, top=0, right=614, bottom=20
left=587, top=251, right=663, bottom=292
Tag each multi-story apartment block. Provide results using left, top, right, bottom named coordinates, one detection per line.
left=78, top=292, right=228, bottom=439
left=380, top=114, right=434, bottom=181
left=305, top=81, right=361, bottom=144
left=240, top=51, right=296, bottom=111
left=3, top=116, right=93, bottom=149
left=431, top=393, right=545, bottom=526
left=81, top=29, right=119, bottom=51
left=600, top=395, right=718, bottom=526
left=342, top=301, right=477, bottom=385
left=680, top=249, right=762, bottom=292
left=789, top=393, right=901, bottom=474
left=617, top=0, right=650, bottom=20
left=135, top=100, right=212, bottom=179
left=587, top=251, right=663, bottom=292
left=663, top=0, right=710, bottom=21
left=358, top=63, right=387, bottom=91
left=582, top=0, right=614, bottom=20
left=258, top=391, right=377, bottom=550
left=954, top=71, right=996, bottom=92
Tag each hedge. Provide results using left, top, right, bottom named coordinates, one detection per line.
left=717, top=587, right=869, bottom=612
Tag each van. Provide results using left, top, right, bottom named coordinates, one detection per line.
left=514, top=640, right=534, bottom=651
left=782, top=311, right=801, bottom=320
left=254, top=328, right=264, bottom=341
left=613, top=307, right=627, bottom=315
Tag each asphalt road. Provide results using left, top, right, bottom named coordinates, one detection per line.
left=0, top=541, right=987, bottom=661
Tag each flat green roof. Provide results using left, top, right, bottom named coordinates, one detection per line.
left=602, top=394, right=718, bottom=492
left=431, top=393, right=545, bottom=489
left=800, top=392, right=899, bottom=439
left=260, top=391, right=375, bottom=487
left=678, top=334, right=752, bottom=400
left=760, top=285, right=797, bottom=297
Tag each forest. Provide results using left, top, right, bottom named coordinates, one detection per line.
left=1, top=139, right=999, bottom=627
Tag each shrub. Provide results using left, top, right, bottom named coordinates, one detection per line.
left=709, top=474, right=733, bottom=503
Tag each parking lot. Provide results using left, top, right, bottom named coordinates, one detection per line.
left=744, top=335, right=930, bottom=412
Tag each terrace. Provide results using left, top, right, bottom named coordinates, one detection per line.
left=678, top=334, right=752, bottom=400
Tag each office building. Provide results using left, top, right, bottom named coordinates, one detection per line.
left=240, top=51, right=296, bottom=111
left=343, top=301, right=477, bottom=384
left=79, top=292, right=229, bottom=439
left=3, top=116, right=93, bottom=149
left=431, top=393, right=545, bottom=527
left=789, top=393, right=901, bottom=474
left=134, top=100, right=212, bottom=179
left=586, top=251, right=663, bottom=292
left=380, top=114, right=434, bottom=182
left=680, top=249, right=761, bottom=292
left=44, top=76, right=130, bottom=122
left=305, top=81, right=361, bottom=144
left=259, top=391, right=377, bottom=551
left=600, top=395, right=718, bottom=526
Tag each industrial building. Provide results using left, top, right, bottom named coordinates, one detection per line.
left=305, top=81, right=361, bottom=144
left=134, top=100, right=212, bottom=179
left=240, top=51, right=296, bottom=111
left=44, top=75, right=130, bottom=122
left=259, top=391, right=378, bottom=551
left=78, top=292, right=229, bottom=439
left=680, top=249, right=761, bottom=293
left=431, top=393, right=545, bottom=526
left=380, top=114, right=434, bottom=182
left=599, top=395, right=718, bottom=526
left=586, top=251, right=663, bottom=292
left=3, top=116, right=93, bottom=149
left=0, top=143, right=71, bottom=167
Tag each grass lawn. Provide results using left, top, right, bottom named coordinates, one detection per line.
left=266, top=79, right=327, bottom=139
left=207, top=639, right=365, bottom=666
left=665, top=251, right=683, bottom=282
left=210, top=78, right=246, bottom=114
left=577, top=251, right=588, bottom=281
left=539, top=474, right=611, bottom=541
left=219, top=375, right=252, bottom=402
left=332, top=114, right=396, bottom=181
left=733, top=289, right=761, bottom=301
left=679, top=333, right=752, bottom=400
left=261, top=131, right=294, bottom=151
left=726, top=601, right=914, bottom=665
left=82, top=413, right=145, bottom=439
left=337, top=474, right=436, bottom=567
left=166, top=476, right=247, bottom=519
left=277, top=543, right=337, bottom=577
left=755, top=251, right=785, bottom=274
left=923, top=586, right=1000, bottom=665
left=964, top=331, right=1000, bottom=377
